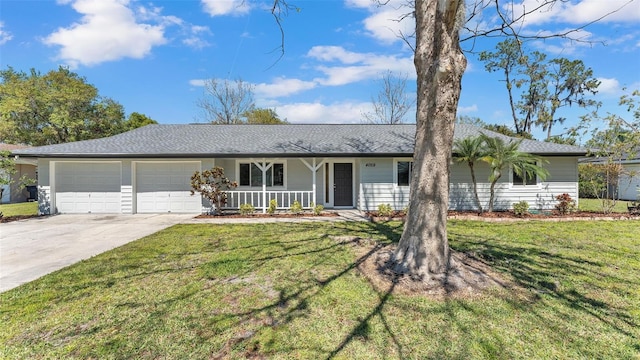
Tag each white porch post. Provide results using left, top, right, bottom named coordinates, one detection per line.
left=262, top=160, right=267, bottom=213
left=252, top=159, right=273, bottom=213
left=312, top=158, right=316, bottom=207
left=301, top=158, right=324, bottom=208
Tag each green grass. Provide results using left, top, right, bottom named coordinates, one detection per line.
left=0, top=201, right=38, bottom=217
left=579, top=198, right=631, bottom=213
left=1, top=221, right=639, bottom=359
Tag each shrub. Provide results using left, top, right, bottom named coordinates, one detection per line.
left=190, top=166, right=237, bottom=215
left=267, top=199, right=277, bottom=215
left=512, top=201, right=529, bottom=216
left=239, top=203, right=255, bottom=215
left=555, top=193, right=576, bottom=215
left=290, top=200, right=303, bottom=214
left=310, top=202, right=324, bottom=216
left=377, top=203, right=393, bottom=217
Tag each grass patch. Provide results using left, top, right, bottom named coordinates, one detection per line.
left=0, top=201, right=38, bottom=217
left=579, top=198, right=631, bottom=213
left=1, top=221, right=639, bottom=359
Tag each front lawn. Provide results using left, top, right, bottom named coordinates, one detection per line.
left=579, top=197, right=631, bottom=213
left=0, top=201, right=38, bottom=217
left=1, top=221, right=638, bottom=359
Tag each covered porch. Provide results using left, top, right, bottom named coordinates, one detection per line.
left=214, top=157, right=356, bottom=213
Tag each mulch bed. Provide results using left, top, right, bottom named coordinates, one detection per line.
left=0, top=215, right=43, bottom=223
left=367, top=210, right=640, bottom=222
left=196, top=211, right=340, bottom=219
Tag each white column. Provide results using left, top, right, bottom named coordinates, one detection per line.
left=312, top=158, right=316, bottom=207
left=262, top=160, right=267, bottom=213
left=300, top=158, right=324, bottom=209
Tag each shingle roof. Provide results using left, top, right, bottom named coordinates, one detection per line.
left=13, top=124, right=588, bottom=158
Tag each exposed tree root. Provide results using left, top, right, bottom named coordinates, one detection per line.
left=351, top=240, right=518, bottom=299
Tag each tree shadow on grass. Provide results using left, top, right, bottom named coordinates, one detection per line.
left=449, top=229, right=640, bottom=339
left=5, top=221, right=638, bottom=358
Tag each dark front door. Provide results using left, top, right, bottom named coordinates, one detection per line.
left=334, top=163, right=353, bottom=207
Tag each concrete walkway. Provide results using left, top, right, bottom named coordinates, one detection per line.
left=0, top=214, right=192, bottom=293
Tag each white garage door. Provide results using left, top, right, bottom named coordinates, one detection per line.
left=136, top=162, right=201, bottom=213
left=55, top=162, right=122, bottom=214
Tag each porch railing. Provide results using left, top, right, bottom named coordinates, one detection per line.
left=224, top=190, right=314, bottom=210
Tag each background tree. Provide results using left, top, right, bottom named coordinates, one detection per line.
left=0, top=151, right=17, bottom=204
left=479, top=40, right=600, bottom=139
left=517, top=51, right=549, bottom=136
left=478, top=39, right=526, bottom=133
left=456, top=115, right=533, bottom=139
left=578, top=162, right=624, bottom=213
left=480, top=135, right=549, bottom=212
left=537, top=58, right=600, bottom=140
left=578, top=89, right=640, bottom=212
left=196, top=78, right=255, bottom=124
left=453, top=135, right=487, bottom=212
left=244, top=108, right=288, bottom=124
left=0, top=66, right=126, bottom=146
left=0, top=150, right=34, bottom=204
left=124, top=112, right=158, bottom=131
left=362, top=71, right=411, bottom=124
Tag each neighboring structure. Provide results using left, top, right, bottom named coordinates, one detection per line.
left=0, top=143, right=37, bottom=204
left=13, top=124, right=587, bottom=215
left=617, top=150, right=640, bottom=201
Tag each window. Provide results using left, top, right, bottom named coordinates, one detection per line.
left=513, top=170, right=537, bottom=186
left=397, top=161, right=413, bottom=186
left=239, top=162, right=284, bottom=187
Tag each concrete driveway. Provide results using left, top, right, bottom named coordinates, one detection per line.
left=0, top=214, right=193, bottom=293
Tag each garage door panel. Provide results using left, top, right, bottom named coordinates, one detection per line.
left=136, top=162, right=201, bottom=213
left=55, top=162, right=122, bottom=214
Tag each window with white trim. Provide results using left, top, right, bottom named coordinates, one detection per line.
left=239, top=162, right=284, bottom=187
left=512, top=170, right=537, bottom=186
left=397, top=161, right=413, bottom=186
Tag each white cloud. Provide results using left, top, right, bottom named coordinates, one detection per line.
left=189, top=79, right=206, bottom=86
left=0, top=21, right=12, bottom=45
left=597, top=77, right=621, bottom=95
left=509, top=0, right=640, bottom=27
left=254, top=78, right=318, bottom=98
left=344, top=0, right=376, bottom=10
left=307, top=46, right=414, bottom=86
left=362, top=6, right=415, bottom=44
left=183, top=37, right=210, bottom=49
left=458, top=104, right=478, bottom=114
left=201, top=0, right=250, bottom=17
left=307, top=45, right=369, bottom=64
left=183, top=25, right=212, bottom=49
left=43, top=0, right=167, bottom=67
left=348, top=0, right=414, bottom=45
left=277, top=101, right=372, bottom=124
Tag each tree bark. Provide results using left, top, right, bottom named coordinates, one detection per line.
left=469, top=162, right=483, bottom=212
left=393, top=0, right=467, bottom=280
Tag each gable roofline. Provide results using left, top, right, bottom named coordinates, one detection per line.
left=13, top=123, right=588, bottom=158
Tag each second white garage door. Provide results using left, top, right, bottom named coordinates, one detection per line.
left=136, top=162, right=202, bottom=213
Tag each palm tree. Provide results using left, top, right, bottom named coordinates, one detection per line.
left=481, top=135, right=549, bottom=212
left=453, top=135, right=487, bottom=212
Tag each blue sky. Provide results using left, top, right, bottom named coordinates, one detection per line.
left=1, top=0, right=639, bottom=142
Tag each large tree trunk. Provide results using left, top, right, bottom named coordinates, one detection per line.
left=393, top=0, right=466, bottom=280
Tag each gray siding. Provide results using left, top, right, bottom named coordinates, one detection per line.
left=358, top=157, right=580, bottom=211
left=619, top=164, right=640, bottom=200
